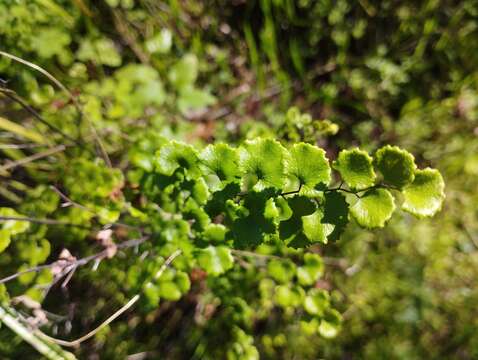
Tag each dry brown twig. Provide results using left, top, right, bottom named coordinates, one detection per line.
left=0, top=237, right=181, bottom=351
left=35, top=249, right=182, bottom=348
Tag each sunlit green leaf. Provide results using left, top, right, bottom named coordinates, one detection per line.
left=302, top=209, right=334, bottom=244
left=157, top=281, right=182, bottom=301
left=267, top=259, right=296, bottom=283
left=319, top=320, right=339, bottom=338
left=240, top=138, right=286, bottom=190
left=145, top=28, right=172, bottom=54
left=156, top=141, right=199, bottom=177
left=143, top=283, right=160, bottom=306
left=77, top=38, right=122, bottom=67
left=175, top=271, right=191, bottom=293
left=31, top=28, right=71, bottom=63
left=374, top=145, right=416, bottom=188
left=196, top=246, right=234, bottom=276
left=183, top=198, right=211, bottom=231
left=350, top=188, right=395, bottom=228
left=0, top=283, right=8, bottom=302
left=0, top=229, right=11, bottom=254
left=333, top=148, right=375, bottom=189
left=203, top=223, right=227, bottom=243
left=402, top=168, right=445, bottom=217
left=274, top=285, right=305, bottom=308
left=297, top=253, right=324, bottom=286
left=286, top=143, right=331, bottom=191
left=200, top=143, right=240, bottom=189
left=0, top=208, right=30, bottom=235
left=318, top=309, right=342, bottom=338
left=264, top=198, right=279, bottom=219
left=168, top=54, right=198, bottom=90
left=303, top=288, right=329, bottom=315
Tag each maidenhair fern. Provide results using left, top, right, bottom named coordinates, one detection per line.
left=149, top=138, right=445, bottom=252
left=120, top=137, right=448, bottom=303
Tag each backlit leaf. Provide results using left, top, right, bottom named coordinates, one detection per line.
left=267, top=259, right=296, bottom=283
left=318, top=309, right=342, bottom=338
left=0, top=208, right=30, bottom=235
left=297, top=253, right=324, bottom=286
left=287, top=143, right=331, bottom=191
left=350, top=188, right=395, bottom=228
left=0, top=230, right=11, bottom=253
left=156, top=141, right=199, bottom=177
left=168, top=54, right=198, bottom=90
left=203, top=223, right=227, bottom=243
left=274, top=285, right=305, bottom=308
left=157, top=281, right=182, bottom=301
left=302, top=209, right=334, bottom=244
left=145, top=28, right=172, bottom=54
left=402, top=168, right=445, bottom=217
left=303, top=288, right=329, bottom=315
left=196, top=246, right=234, bottom=276
left=374, top=145, right=416, bottom=188
left=240, top=139, right=286, bottom=190
left=200, top=143, right=240, bottom=189
left=333, top=148, right=375, bottom=189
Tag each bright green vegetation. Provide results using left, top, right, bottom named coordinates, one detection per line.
left=149, top=138, right=443, bottom=247
left=0, top=0, right=477, bottom=359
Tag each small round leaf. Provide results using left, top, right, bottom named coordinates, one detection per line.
left=402, top=168, right=445, bottom=217
left=267, top=259, right=296, bottom=283
left=156, top=141, right=199, bottom=177
left=287, top=143, right=331, bottom=190
left=197, top=246, right=234, bottom=276
left=374, top=145, right=416, bottom=188
left=240, top=139, right=286, bottom=190
left=350, top=188, right=395, bottom=228
left=333, top=148, right=375, bottom=189
left=199, top=143, right=240, bottom=187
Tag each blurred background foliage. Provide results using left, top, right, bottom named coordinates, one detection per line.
left=0, top=0, right=477, bottom=359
